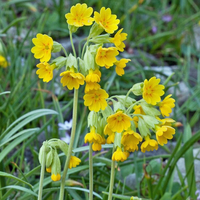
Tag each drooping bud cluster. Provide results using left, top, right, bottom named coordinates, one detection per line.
left=38, top=139, right=81, bottom=181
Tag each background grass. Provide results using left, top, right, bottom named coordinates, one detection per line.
left=1, top=0, right=200, bottom=199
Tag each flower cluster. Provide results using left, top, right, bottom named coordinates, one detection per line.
left=85, top=76, right=176, bottom=161
left=31, top=3, right=131, bottom=113
left=38, top=139, right=81, bottom=181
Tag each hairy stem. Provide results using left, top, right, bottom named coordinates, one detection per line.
left=89, top=143, right=93, bottom=200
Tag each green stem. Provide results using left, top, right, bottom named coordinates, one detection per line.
left=38, top=149, right=46, bottom=200
left=61, top=46, right=68, bottom=57
left=69, top=31, right=77, bottom=57
left=89, top=143, right=93, bottom=200
left=108, top=147, right=115, bottom=200
left=81, top=39, right=89, bottom=59
left=59, top=89, right=79, bottom=200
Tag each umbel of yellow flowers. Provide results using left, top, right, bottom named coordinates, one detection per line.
left=31, top=3, right=177, bottom=163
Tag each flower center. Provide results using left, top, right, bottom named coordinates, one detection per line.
left=45, top=45, right=50, bottom=50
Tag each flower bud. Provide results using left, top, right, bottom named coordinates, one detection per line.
left=89, top=34, right=111, bottom=44
left=52, top=41, right=62, bottom=53
left=68, top=24, right=78, bottom=33
left=52, top=56, right=67, bottom=69
left=88, top=111, right=98, bottom=128
left=78, top=57, right=86, bottom=75
left=115, top=95, right=136, bottom=108
left=57, top=140, right=69, bottom=156
left=38, top=141, right=50, bottom=165
left=131, top=82, right=143, bottom=96
left=67, top=53, right=78, bottom=70
left=51, top=151, right=61, bottom=181
left=138, top=118, right=150, bottom=137
left=45, top=149, right=54, bottom=168
left=88, top=23, right=104, bottom=39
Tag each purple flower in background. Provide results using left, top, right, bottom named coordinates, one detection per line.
left=60, top=133, right=71, bottom=144
left=152, top=26, right=157, bottom=34
left=58, top=119, right=72, bottom=130
left=58, top=119, right=72, bottom=144
left=162, top=15, right=172, bottom=22
left=196, top=190, right=200, bottom=200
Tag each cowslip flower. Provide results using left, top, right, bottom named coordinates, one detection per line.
left=158, top=94, right=175, bottom=117
left=83, top=88, right=109, bottom=112
left=0, top=55, right=8, bottom=68
left=46, top=167, right=51, bottom=173
left=95, top=46, right=119, bottom=67
left=112, top=147, right=129, bottom=162
left=133, top=105, right=145, bottom=127
left=36, top=62, right=55, bottom=82
left=121, top=130, right=142, bottom=152
left=107, top=111, right=132, bottom=133
left=156, top=125, right=175, bottom=146
left=92, top=137, right=106, bottom=151
left=60, top=70, right=85, bottom=90
left=141, top=136, right=158, bottom=153
left=85, top=126, right=103, bottom=143
left=110, top=28, right=127, bottom=52
left=143, top=77, right=165, bottom=105
left=85, top=69, right=101, bottom=93
left=65, top=3, right=94, bottom=27
left=115, top=58, right=130, bottom=76
left=69, top=156, right=81, bottom=169
left=94, top=7, right=120, bottom=34
left=31, top=34, right=53, bottom=62
left=51, top=173, right=61, bottom=181
left=107, top=133, right=115, bottom=144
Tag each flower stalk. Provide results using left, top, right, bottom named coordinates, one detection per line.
left=38, top=147, right=46, bottom=200
left=89, top=143, right=93, bottom=200
left=59, top=89, right=79, bottom=200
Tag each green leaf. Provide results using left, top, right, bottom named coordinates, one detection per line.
left=0, top=172, right=33, bottom=189
left=0, top=185, right=37, bottom=197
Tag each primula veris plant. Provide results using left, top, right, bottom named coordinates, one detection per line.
left=31, top=3, right=177, bottom=200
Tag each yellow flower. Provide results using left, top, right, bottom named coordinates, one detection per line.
left=94, top=7, right=120, bottom=34
left=159, top=118, right=175, bottom=126
left=69, top=156, right=81, bottom=169
left=36, top=62, right=55, bottom=82
left=0, top=55, right=8, bottom=68
left=133, top=105, right=145, bottom=127
left=156, top=126, right=175, bottom=146
left=121, top=130, right=142, bottom=152
left=51, top=173, right=61, bottom=181
left=60, top=70, right=85, bottom=90
left=65, top=3, right=94, bottom=27
left=83, top=88, right=109, bottom=112
left=85, top=69, right=101, bottom=93
left=112, top=147, right=129, bottom=162
left=85, top=126, right=103, bottom=143
left=110, top=29, right=127, bottom=52
left=115, top=58, right=131, bottom=76
left=31, top=33, right=53, bottom=62
left=92, top=137, right=106, bottom=151
left=46, top=167, right=51, bottom=173
left=107, top=133, right=115, bottom=144
left=143, top=77, right=165, bottom=105
left=158, top=94, right=175, bottom=117
left=107, top=111, right=132, bottom=133
left=141, top=136, right=158, bottom=153
left=95, top=46, right=119, bottom=67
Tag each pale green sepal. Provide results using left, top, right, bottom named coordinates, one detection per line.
left=138, top=118, right=150, bottom=137
left=52, top=41, right=62, bottom=53
left=45, top=149, right=54, bottom=168
left=140, top=101, right=160, bottom=116
left=88, top=22, right=104, bottom=39
left=101, top=105, right=113, bottom=119
left=96, top=117, right=106, bottom=136
left=52, top=56, right=67, bottom=69
left=78, top=57, right=86, bottom=75
left=113, top=101, right=125, bottom=113
left=114, top=132, right=122, bottom=148
left=67, top=53, right=78, bottom=70
left=130, top=121, right=136, bottom=132
left=131, top=82, right=143, bottom=96
left=115, top=95, right=136, bottom=108
left=38, top=141, right=50, bottom=165
left=142, top=115, right=160, bottom=129
left=51, top=150, right=61, bottom=175
left=68, top=24, right=78, bottom=33
left=88, top=111, right=98, bottom=128
left=89, top=34, right=111, bottom=44
left=58, top=140, right=69, bottom=156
